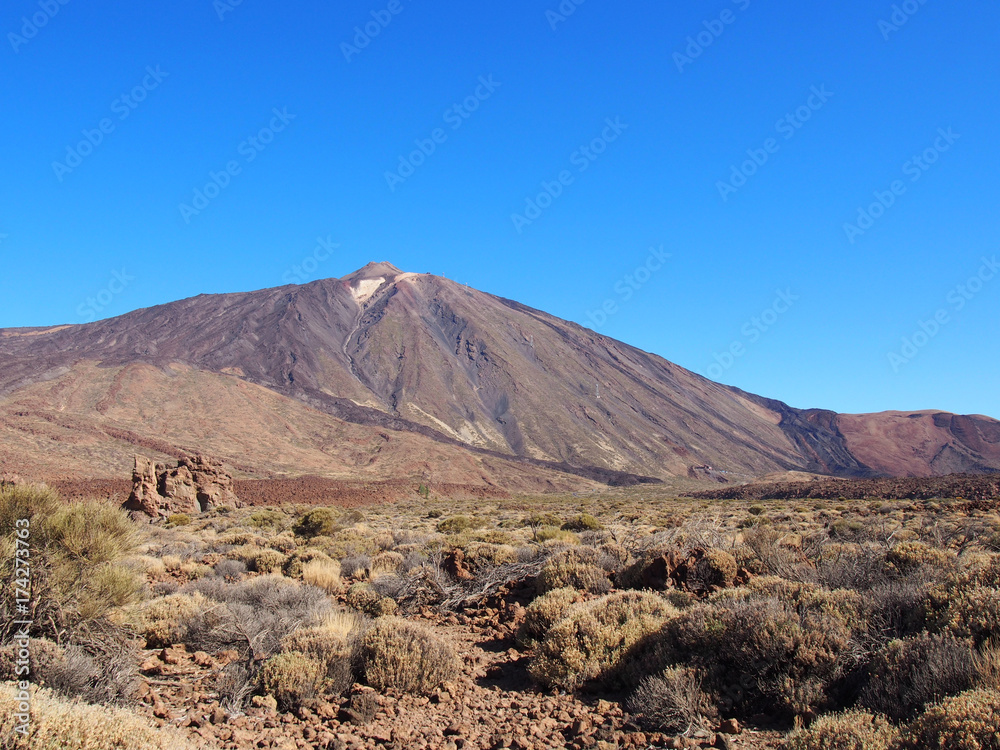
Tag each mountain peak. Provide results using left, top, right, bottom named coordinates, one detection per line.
left=343, top=261, right=404, bottom=282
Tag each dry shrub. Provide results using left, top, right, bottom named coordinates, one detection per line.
left=632, top=596, right=852, bottom=719
left=301, top=557, right=342, bottom=593
left=885, top=541, right=955, bottom=576
left=359, top=617, right=457, bottom=694
left=690, top=548, right=737, bottom=592
left=262, top=651, right=325, bottom=711
left=812, top=542, right=886, bottom=590
left=934, top=585, right=1000, bottom=646
left=529, top=591, right=678, bottom=691
left=627, top=666, right=717, bottom=733
left=279, top=611, right=363, bottom=698
left=293, top=508, right=340, bottom=539
left=184, top=575, right=330, bottom=656
left=859, top=631, right=986, bottom=721
left=117, top=592, right=209, bottom=648
left=242, top=547, right=287, bottom=574
left=0, top=682, right=198, bottom=750
left=782, top=709, right=898, bottom=750
left=897, top=688, right=1000, bottom=750
left=517, top=587, right=583, bottom=647
left=464, top=543, right=519, bottom=568
left=536, top=560, right=610, bottom=595
left=38, top=635, right=140, bottom=706
left=369, top=551, right=404, bottom=577
left=0, top=638, right=65, bottom=682
left=562, top=514, right=603, bottom=532
left=283, top=548, right=336, bottom=579
left=346, top=583, right=398, bottom=618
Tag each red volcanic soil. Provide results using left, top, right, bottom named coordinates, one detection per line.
left=693, top=472, right=1000, bottom=503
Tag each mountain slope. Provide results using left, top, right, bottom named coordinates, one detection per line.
left=1, top=263, right=998, bottom=483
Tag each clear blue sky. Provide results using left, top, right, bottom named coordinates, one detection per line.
left=1, top=0, right=997, bottom=418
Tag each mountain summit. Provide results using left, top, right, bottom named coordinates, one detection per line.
left=1, top=264, right=998, bottom=485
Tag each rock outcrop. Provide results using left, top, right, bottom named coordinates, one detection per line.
left=123, top=454, right=240, bottom=518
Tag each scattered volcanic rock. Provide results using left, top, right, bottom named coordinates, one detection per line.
left=123, top=454, right=241, bottom=518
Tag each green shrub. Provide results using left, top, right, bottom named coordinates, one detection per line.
left=0, top=492, right=143, bottom=641
left=536, top=527, right=579, bottom=544
left=627, top=666, right=717, bottom=733
left=897, top=689, right=1000, bottom=750
left=359, top=617, right=457, bottom=694
left=165, top=513, right=190, bottom=527
left=517, top=587, right=583, bottom=647
left=436, top=515, right=482, bottom=534
left=782, top=709, right=898, bottom=750
left=529, top=591, right=678, bottom=691
left=562, top=514, right=603, bottom=532
left=248, top=509, right=286, bottom=530
left=293, top=508, right=339, bottom=539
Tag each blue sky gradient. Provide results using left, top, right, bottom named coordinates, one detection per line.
left=1, top=0, right=997, bottom=418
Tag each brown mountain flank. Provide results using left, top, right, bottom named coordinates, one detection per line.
left=1, top=263, right=998, bottom=487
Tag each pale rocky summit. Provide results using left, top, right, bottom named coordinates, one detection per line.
left=123, top=454, right=241, bottom=518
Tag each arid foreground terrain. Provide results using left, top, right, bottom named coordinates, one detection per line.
left=2, top=474, right=1000, bottom=750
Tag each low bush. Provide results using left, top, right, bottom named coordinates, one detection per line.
left=262, top=651, right=326, bottom=711
left=529, top=591, right=678, bottom=692
left=283, top=548, right=336, bottom=579
left=690, top=548, right=738, bottom=592
left=301, top=557, right=342, bottom=593
left=165, top=513, right=190, bottom=527
left=627, top=666, right=717, bottom=733
left=517, top=587, right=583, bottom=647
left=346, top=583, right=398, bottom=618
left=117, top=592, right=209, bottom=648
left=248, top=509, right=286, bottom=530
left=562, top=514, right=603, bottom=532
left=184, top=575, right=330, bottom=656
left=536, top=560, right=611, bottom=595
left=436, top=515, right=482, bottom=534
left=629, top=596, right=852, bottom=719
left=859, top=631, right=987, bottom=721
left=897, top=688, right=1000, bottom=750
left=359, top=617, right=457, bottom=694
left=0, top=682, right=198, bottom=750
left=885, top=541, right=955, bottom=576
left=293, top=508, right=339, bottom=539
left=782, top=709, right=898, bottom=750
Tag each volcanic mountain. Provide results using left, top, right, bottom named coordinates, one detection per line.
left=1, top=262, right=998, bottom=488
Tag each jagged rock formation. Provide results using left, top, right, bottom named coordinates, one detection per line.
left=123, top=454, right=240, bottom=518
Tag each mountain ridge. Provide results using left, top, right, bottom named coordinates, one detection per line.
left=1, top=263, right=998, bottom=486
